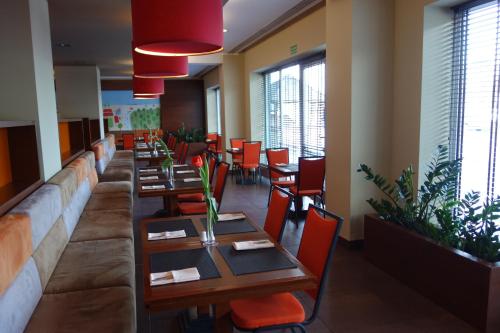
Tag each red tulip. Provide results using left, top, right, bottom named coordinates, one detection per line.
left=192, top=155, right=203, bottom=168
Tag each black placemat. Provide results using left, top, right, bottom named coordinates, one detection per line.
left=150, top=248, right=220, bottom=281
left=201, top=218, right=257, bottom=235
left=147, top=219, right=199, bottom=238
left=218, top=245, right=297, bottom=276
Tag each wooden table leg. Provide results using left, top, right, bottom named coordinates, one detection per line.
left=162, top=196, right=179, bottom=217
left=214, top=302, right=233, bottom=333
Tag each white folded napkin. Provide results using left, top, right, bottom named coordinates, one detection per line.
left=138, top=153, right=151, bottom=157
left=148, top=230, right=186, bottom=241
left=232, top=148, right=241, bottom=151
left=139, top=168, right=158, bottom=173
left=173, top=164, right=188, bottom=168
left=142, top=184, right=166, bottom=190
left=232, top=240, right=275, bottom=251
left=150, top=267, right=200, bottom=286
left=140, top=175, right=159, bottom=181
left=218, top=213, right=246, bottom=221
left=280, top=168, right=291, bottom=172
left=275, top=163, right=287, bottom=166
left=176, top=170, right=195, bottom=174
left=183, top=178, right=202, bottom=183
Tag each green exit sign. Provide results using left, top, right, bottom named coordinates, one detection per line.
left=290, top=44, right=298, bottom=55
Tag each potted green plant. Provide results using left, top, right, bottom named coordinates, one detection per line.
left=358, top=146, right=500, bottom=332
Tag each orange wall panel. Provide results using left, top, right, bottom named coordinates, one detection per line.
left=58, top=122, right=71, bottom=157
left=0, top=129, right=12, bottom=187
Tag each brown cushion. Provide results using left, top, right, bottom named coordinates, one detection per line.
left=92, top=181, right=132, bottom=195
left=70, top=209, right=133, bottom=242
left=113, top=150, right=134, bottom=160
left=85, top=192, right=132, bottom=212
left=44, top=238, right=134, bottom=293
left=99, top=167, right=133, bottom=183
left=25, top=286, right=135, bottom=333
left=107, top=159, right=134, bottom=170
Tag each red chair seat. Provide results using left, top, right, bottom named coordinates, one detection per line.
left=290, top=186, right=322, bottom=196
left=271, top=179, right=295, bottom=187
left=230, top=293, right=305, bottom=330
left=177, top=193, right=204, bottom=202
left=178, top=202, right=207, bottom=215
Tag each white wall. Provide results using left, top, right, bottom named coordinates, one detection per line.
left=55, top=65, right=105, bottom=139
left=0, top=0, right=61, bottom=180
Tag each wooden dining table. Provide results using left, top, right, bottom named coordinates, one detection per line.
left=137, top=165, right=205, bottom=216
left=268, top=163, right=299, bottom=177
left=135, top=150, right=175, bottom=166
left=140, top=214, right=316, bottom=332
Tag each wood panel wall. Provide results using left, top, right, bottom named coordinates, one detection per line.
left=161, top=80, right=206, bottom=133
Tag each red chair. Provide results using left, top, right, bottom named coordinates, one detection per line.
left=230, top=138, right=246, bottom=178
left=177, top=142, right=189, bottom=165
left=239, top=141, right=262, bottom=184
left=177, top=162, right=230, bottom=215
left=167, top=134, right=176, bottom=151
left=122, top=133, right=135, bottom=150
left=290, top=156, right=326, bottom=224
left=143, top=132, right=150, bottom=143
left=178, top=156, right=217, bottom=203
left=230, top=205, right=344, bottom=332
left=206, top=132, right=218, bottom=152
left=263, top=186, right=293, bottom=243
left=266, top=147, right=295, bottom=205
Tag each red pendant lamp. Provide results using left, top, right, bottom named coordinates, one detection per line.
left=133, top=77, right=164, bottom=96
left=132, top=0, right=223, bottom=56
left=133, top=48, right=188, bottom=78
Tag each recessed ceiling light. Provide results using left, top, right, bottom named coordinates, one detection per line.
left=56, top=42, right=71, bottom=48
left=223, top=28, right=228, bottom=33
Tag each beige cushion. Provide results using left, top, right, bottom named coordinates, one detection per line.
left=113, top=150, right=134, bottom=160
left=25, top=286, right=135, bottom=333
left=44, top=238, right=134, bottom=293
left=85, top=192, right=132, bottom=211
left=107, top=159, right=134, bottom=170
left=99, top=167, right=133, bottom=183
left=70, top=209, right=133, bottom=242
left=92, top=181, right=132, bottom=194
left=47, top=169, right=78, bottom=208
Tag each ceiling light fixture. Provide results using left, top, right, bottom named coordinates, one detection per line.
left=131, top=0, right=223, bottom=56
left=223, top=28, right=228, bottom=33
left=132, top=43, right=189, bottom=78
left=133, top=77, right=165, bottom=96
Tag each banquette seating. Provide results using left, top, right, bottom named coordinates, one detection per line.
left=92, top=134, right=135, bottom=184
left=0, top=150, right=136, bottom=333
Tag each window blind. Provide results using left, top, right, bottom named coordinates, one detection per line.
left=263, top=55, right=326, bottom=164
left=451, top=0, right=500, bottom=202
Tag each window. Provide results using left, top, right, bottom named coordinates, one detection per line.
left=264, top=56, right=325, bottom=162
left=451, top=0, right=500, bottom=203
left=215, top=87, right=222, bottom=134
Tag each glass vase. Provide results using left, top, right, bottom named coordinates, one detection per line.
left=203, top=203, right=217, bottom=247
left=168, top=164, right=174, bottom=182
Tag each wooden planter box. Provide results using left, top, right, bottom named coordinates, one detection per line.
left=364, top=215, right=500, bottom=333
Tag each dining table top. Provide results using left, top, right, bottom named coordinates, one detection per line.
left=140, top=214, right=317, bottom=322
left=136, top=165, right=205, bottom=197
left=268, top=163, right=299, bottom=176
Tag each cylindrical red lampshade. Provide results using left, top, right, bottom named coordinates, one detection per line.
left=133, top=50, right=188, bottom=78
left=133, top=77, right=164, bottom=96
left=132, top=0, right=223, bottom=56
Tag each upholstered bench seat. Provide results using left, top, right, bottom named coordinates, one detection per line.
left=92, top=181, right=132, bottom=194
left=113, top=150, right=134, bottom=160
left=93, top=135, right=135, bottom=184
left=44, top=238, right=134, bottom=294
left=99, top=167, right=134, bottom=183
left=25, top=286, right=135, bottom=333
left=70, top=209, right=133, bottom=242
left=85, top=192, right=132, bottom=211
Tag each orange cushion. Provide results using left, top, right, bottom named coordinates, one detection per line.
left=0, top=214, right=32, bottom=294
left=230, top=293, right=305, bottom=330
left=178, top=202, right=207, bottom=215
left=177, top=193, right=204, bottom=202
left=289, top=186, right=322, bottom=196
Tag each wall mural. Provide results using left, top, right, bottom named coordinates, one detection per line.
left=101, top=90, right=160, bottom=131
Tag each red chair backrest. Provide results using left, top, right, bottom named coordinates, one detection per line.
left=123, top=133, right=134, bottom=150
left=178, top=142, right=189, bottom=164
left=207, top=133, right=217, bottom=151
left=230, top=138, right=246, bottom=149
left=209, top=157, right=216, bottom=184
left=242, top=141, right=261, bottom=166
left=174, top=140, right=183, bottom=158
left=216, top=134, right=223, bottom=153
left=143, top=132, right=150, bottom=143
left=169, top=136, right=177, bottom=151
left=213, top=162, right=229, bottom=209
left=263, top=187, right=292, bottom=243
left=297, top=156, right=325, bottom=192
left=266, top=148, right=290, bottom=179
left=297, top=206, right=342, bottom=300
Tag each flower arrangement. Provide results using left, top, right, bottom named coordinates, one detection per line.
left=192, top=155, right=218, bottom=245
left=157, top=138, right=174, bottom=181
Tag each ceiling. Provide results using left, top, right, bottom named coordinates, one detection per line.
left=48, top=0, right=320, bottom=78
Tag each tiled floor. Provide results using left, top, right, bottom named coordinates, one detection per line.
left=133, top=169, right=478, bottom=333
